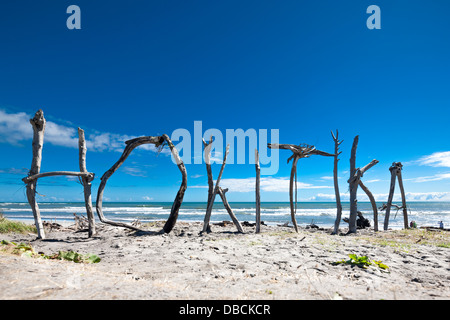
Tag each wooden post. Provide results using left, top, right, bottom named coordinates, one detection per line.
left=78, top=128, right=96, bottom=237
left=218, top=187, right=244, bottom=233
left=26, top=110, right=46, bottom=239
left=255, top=149, right=261, bottom=233
left=331, top=130, right=343, bottom=235
left=202, top=145, right=230, bottom=233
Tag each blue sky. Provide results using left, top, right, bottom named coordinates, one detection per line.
left=1, top=0, right=450, bottom=203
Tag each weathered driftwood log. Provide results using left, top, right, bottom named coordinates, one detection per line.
left=343, top=211, right=371, bottom=229
left=161, top=134, right=188, bottom=233
left=78, top=128, right=96, bottom=237
left=23, top=110, right=97, bottom=239
left=383, top=162, right=408, bottom=230
left=25, top=110, right=46, bottom=239
left=379, top=203, right=404, bottom=211
left=331, top=130, right=343, bottom=235
left=268, top=142, right=335, bottom=232
left=347, top=136, right=379, bottom=233
left=358, top=180, right=378, bottom=231
left=383, top=165, right=397, bottom=230
left=22, top=171, right=93, bottom=184
left=202, top=144, right=230, bottom=233
left=217, top=187, right=244, bottom=233
left=202, top=139, right=243, bottom=233
left=202, top=137, right=214, bottom=208
left=255, top=149, right=261, bottom=233
left=396, top=164, right=409, bottom=229
left=96, top=135, right=187, bottom=233
left=289, top=155, right=300, bottom=232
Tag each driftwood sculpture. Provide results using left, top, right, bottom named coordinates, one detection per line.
left=22, top=110, right=96, bottom=239
left=96, top=134, right=187, bottom=234
left=331, top=130, right=343, bottom=235
left=381, top=162, right=409, bottom=230
left=201, top=140, right=243, bottom=233
left=268, top=143, right=335, bottom=232
left=347, top=136, right=379, bottom=234
left=78, top=128, right=96, bottom=237
left=255, top=149, right=261, bottom=233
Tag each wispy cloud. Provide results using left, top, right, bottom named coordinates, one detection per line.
left=364, top=179, right=381, bottom=183
left=121, top=166, right=148, bottom=177
left=416, top=151, right=450, bottom=168
left=0, top=167, right=29, bottom=175
left=407, top=173, right=450, bottom=183
left=0, top=109, right=168, bottom=154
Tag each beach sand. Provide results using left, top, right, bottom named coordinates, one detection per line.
left=0, top=221, right=449, bottom=300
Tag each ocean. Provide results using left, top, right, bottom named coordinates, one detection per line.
left=1, top=201, right=449, bottom=230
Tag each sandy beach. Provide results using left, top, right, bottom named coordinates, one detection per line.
left=0, top=221, right=449, bottom=300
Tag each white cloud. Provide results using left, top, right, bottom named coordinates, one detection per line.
left=309, top=191, right=450, bottom=202
left=417, top=151, right=450, bottom=168
left=403, top=192, right=450, bottom=201
left=0, top=110, right=32, bottom=145
left=0, top=109, right=169, bottom=154
left=198, top=177, right=334, bottom=193
left=45, top=121, right=79, bottom=148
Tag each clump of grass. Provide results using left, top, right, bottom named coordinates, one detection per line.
left=361, top=228, right=450, bottom=249
left=0, top=213, right=36, bottom=234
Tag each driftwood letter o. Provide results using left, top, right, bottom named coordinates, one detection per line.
left=96, top=134, right=187, bottom=233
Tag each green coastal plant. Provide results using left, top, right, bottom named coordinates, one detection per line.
left=332, top=254, right=389, bottom=270
left=1, top=240, right=100, bottom=263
